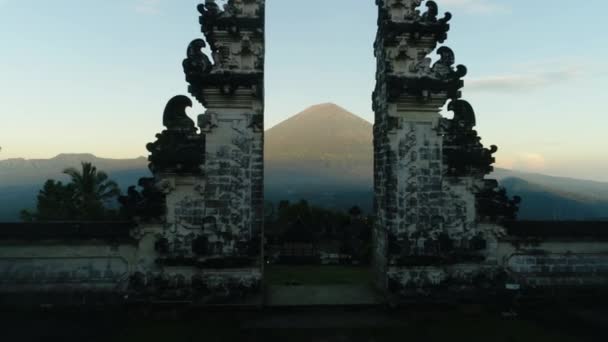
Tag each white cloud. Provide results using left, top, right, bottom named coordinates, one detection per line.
left=134, top=0, right=162, bottom=15
left=440, top=0, right=509, bottom=14
left=467, top=68, right=582, bottom=93
left=497, top=153, right=546, bottom=172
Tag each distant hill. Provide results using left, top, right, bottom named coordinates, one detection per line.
left=0, top=154, right=150, bottom=221
left=1, top=104, right=607, bottom=221
left=0, top=154, right=149, bottom=188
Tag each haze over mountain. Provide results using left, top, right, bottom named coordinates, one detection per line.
left=1, top=103, right=607, bottom=221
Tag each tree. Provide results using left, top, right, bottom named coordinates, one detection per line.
left=21, top=162, right=121, bottom=221
left=62, top=162, right=121, bottom=220
left=21, top=180, right=78, bottom=221
left=348, top=206, right=362, bottom=218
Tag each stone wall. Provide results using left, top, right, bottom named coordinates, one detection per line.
left=0, top=223, right=137, bottom=305
left=498, top=222, right=608, bottom=289
left=372, top=0, right=509, bottom=297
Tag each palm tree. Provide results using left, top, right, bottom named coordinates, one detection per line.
left=63, top=162, right=121, bottom=220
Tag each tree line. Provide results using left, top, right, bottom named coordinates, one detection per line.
left=21, top=162, right=122, bottom=221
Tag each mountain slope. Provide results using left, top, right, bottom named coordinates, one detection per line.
left=492, top=168, right=608, bottom=203
left=266, top=103, right=372, bottom=162
left=498, top=177, right=608, bottom=221
left=264, top=103, right=608, bottom=219
left=265, top=103, right=373, bottom=185
left=264, top=103, right=373, bottom=211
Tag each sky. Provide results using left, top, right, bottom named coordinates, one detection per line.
left=0, top=0, right=607, bottom=181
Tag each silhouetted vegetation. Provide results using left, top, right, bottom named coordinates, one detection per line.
left=264, top=200, right=373, bottom=265
left=21, top=162, right=121, bottom=221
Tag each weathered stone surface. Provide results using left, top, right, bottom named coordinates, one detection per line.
left=147, top=0, right=265, bottom=303
left=0, top=241, right=137, bottom=295
left=498, top=236, right=608, bottom=289
left=120, top=0, right=266, bottom=304
left=146, top=96, right=205, bottom=176
left=373, top=0, right=518, bottom=297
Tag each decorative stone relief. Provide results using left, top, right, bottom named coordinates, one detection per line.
left=374, top=0, right=519, bottom=298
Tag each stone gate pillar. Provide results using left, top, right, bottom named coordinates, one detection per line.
left=139, top=0, right=265, bottom=305
left=373, top=0, right=518, bottom=300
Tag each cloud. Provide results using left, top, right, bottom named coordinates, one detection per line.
left=466, top=68, right=582, bottom=93
left=497, top=153, right=546, bottom=172
left=440, top=0, right=509, bottom=14
left=134, top=0, right=162, bottom=15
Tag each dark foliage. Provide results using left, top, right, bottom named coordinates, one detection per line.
left=21, top=162, right=121, bottom=221
left=265, top=200, right=373, bottom=264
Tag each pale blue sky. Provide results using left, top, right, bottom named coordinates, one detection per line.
left=0, top=1, right=607, bottom=181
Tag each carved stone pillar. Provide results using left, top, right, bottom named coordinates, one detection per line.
left=373, top=0, right=517, bottom=299
left=135, top=0, right=265, bottom=305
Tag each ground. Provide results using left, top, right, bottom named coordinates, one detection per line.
left=3, top=307, right=605, bottom=342
left=264, top=265, right=373, bottom=286
left=2, top=266, right=606, bottom=341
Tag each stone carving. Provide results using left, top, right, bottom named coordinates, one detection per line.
left=476, top=180, right=521, bottom=222
left=383, top=0, right=423, bottom=21
left=443, top=99, right=496, bottom=177
left=432, top=46, right=467, bottom=80
left=199, top=111, right=219, bottom=133
left=146, top=96, right=205, bottom=175
left=118, top=177, right=166, bottom=221
left=186, top=0, right=264, bottom=106
left=183, top=39, right=213, bottom=84
left=421, top=1, right=452, bottom=24
left=374, top=0, right=519, bottom=297
left=163, top=95, right=197, bottom=132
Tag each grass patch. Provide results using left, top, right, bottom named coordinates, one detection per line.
left=264, top=265, right=373, bottom=286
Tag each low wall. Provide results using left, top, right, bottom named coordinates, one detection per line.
left=0, top=222, right=262, bottom=306
left=1, top=221, right=607, bottom=306
left=498, top=221, right=608, bottom=289
left=0, top=222, right=138, bottom=305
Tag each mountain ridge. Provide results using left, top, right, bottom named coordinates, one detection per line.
left=1, top=102, right=607, bottom=221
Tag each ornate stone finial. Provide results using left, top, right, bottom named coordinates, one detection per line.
left=432, top=46, right=467, bottom=79
left=422, top=1, right=452, bottom=24
left=162, top=95, right=196, bottom=132
left=422, top=1, right=439, bottom=22
left=146, top=96, right=205, bottom=175
left=183, top=39, right=213, bottom=84
left=448, top=99, right=476, bottom=128
left=443, top=99, right=498, bottom=177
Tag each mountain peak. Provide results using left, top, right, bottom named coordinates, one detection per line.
left=265, top=103, right=373, bottom=174
left=296, top=103, right=366, bottom=120
left=304, top=102, right=346, bottom=111
left=270, top=103, right=371, bottom=133
left=52, top=153, right=97, bottom=161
